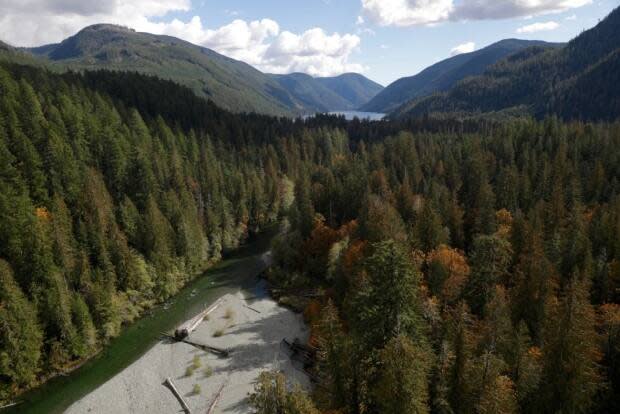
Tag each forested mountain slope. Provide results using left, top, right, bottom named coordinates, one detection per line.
left=20, top=24, right=381, bottom=116
left=270, top=72, right=354, bottom=113
left=270, top=72, right=384, bottom=112
left=25, top=24, right=298, bottom=115
left=316, top=73, right=384, bottom=109
left=361, top=39, right=561, bottom=113
left=394, top=6, right=620, bottom=121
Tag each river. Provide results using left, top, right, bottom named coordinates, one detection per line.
left=8, top=229, right=277, bottom=414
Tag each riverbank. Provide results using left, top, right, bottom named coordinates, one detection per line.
left=65, top=286, right=310, bottom=413
left=7, top=230, right=280, bottom=414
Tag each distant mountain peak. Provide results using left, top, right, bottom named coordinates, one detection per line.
left=79, top=24, right=136, bottom=33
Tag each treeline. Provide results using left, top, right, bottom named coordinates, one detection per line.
left=0, top=62, right=308, bottom=401
left=267, top=118, right=620, bottom=413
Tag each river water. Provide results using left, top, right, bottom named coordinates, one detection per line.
left=8, top=230, right=276, bottom=414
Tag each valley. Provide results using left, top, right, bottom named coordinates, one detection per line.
left=0, top=3, right=619, bottom=414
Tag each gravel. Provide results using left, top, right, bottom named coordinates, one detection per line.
left=65, top=290, right=310, bottom=414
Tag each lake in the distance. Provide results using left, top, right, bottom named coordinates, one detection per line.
left=328, top=111, right=386, bottom=121
left=304, top=111, right=386, bottom=121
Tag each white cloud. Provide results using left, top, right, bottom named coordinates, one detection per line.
left=362, top=0, right=454, bottom=26
left=516, top=21, right=560, bottom=33
left=0, top=0, right=363, bottom=77
left=263, top=28, right=364, bottom=76
left=450, top=41, right=475, bottom=56
left=565, top=14, right=577, bottom=20
left=356, top=15, right=365, bottom=25
left=454, top=0, right=590, bottom=20
left=361, top=0, right=591, bottom=26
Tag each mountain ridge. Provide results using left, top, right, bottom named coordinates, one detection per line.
left=361, top=38, right=563, bottom=113
left=393, top=6, right=620, bottom=121
left=21, top=24, right=382, bottom=116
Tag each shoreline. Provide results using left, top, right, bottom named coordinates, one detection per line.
left=9, top=230, right=280, bottom=414
left=64, top=282, right=310, bottom=414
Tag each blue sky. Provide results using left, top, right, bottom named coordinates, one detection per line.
left=0, top=0, right=617, bottom=85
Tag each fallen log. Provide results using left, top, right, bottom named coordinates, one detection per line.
left=175, top=299, right=222, bottom=340
left=0, top=401, right=22, bottom=411
left=282, top=338, right=315, bottom=366
left=206, top=381, right=227, bottom=414
left=164, top=377, right=191, bottom=414
left=243, top=304, right=261, bottom=313
left=161, top=332, right=230, bottom=357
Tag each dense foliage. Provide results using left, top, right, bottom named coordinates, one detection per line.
left=0, top=62, right=299, bottom=401
left=1, top=50, right=619, bottom=414
left=269, top=118, right=620, bottom=413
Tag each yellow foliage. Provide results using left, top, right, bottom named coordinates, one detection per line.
left=495, top=209, right=513, bottom=239
left=35, top=207, right=51, bottom=221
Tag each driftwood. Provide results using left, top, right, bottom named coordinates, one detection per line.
left=163, top=377, right=191, bottom=414
left=206, top=381, right=227, bottom=414
left=175, top=299, right=222, bottom=340
left=270, top=288, right=321, bottom=299
left=161, top=332, right=230, bottom=357
left=282, top=338, right=316, bottom=368
left=243, top=304, right=261, bottom=314
left=0, top=401, right=22, bottom=410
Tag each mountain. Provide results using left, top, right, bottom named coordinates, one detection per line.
left=316, top=73, right=384, bottom=109
left=270, top=72, right=383, bottom=113
left=26, top=24, right=299, bottom=115
left=21, top=24, right=381, bottom=116
left=361, top=39, right=563, bottom=113
left=394, top=6, right=620, bottom=121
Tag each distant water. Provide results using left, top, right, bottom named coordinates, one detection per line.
left=330, top=111, right=386, bottom=121
left=305, top=111, right=386, bottom=121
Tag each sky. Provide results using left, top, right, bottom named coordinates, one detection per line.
left=0, top=1, right=617, bottom=85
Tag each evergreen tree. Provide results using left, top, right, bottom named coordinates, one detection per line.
left=0, top=260, right=43, bottom=396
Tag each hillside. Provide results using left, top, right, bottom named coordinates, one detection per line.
left=362, top=39, right=562, bottom=113
left=22, top=24, right=381, bottom=116
left=26, top=24, right=299, bottom=115
left=316, top=73, right=384, bottom=109
left=270, top=72, right=383, bottom=112
left=394, top=6, right=620, bottom=121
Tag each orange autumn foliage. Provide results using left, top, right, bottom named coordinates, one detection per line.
left=303, top=217, right=340, bottom=259
left=304, top=299, right=322, bottom=324
left=35, top=207, right=51, bottom=221
left=341, top=239, right=367, bottom=281
left=426, top=244, right=470, bottom=303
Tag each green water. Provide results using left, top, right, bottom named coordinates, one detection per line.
left=8, top=230, right=275, bottom=414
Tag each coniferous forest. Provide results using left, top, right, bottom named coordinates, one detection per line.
left=0, top=55, right=619, bottom=414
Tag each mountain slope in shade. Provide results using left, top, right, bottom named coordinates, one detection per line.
left=394, top=6, right=620, bottom=122
left=316, top=73, right=384, bottom=109
left=26, top=24, right=301, bottom=116
left=270, top=72, right=353, bottom=113
left=270, top=72, right=383, bottom=113
left=361, top=39, right=563, bottom=113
